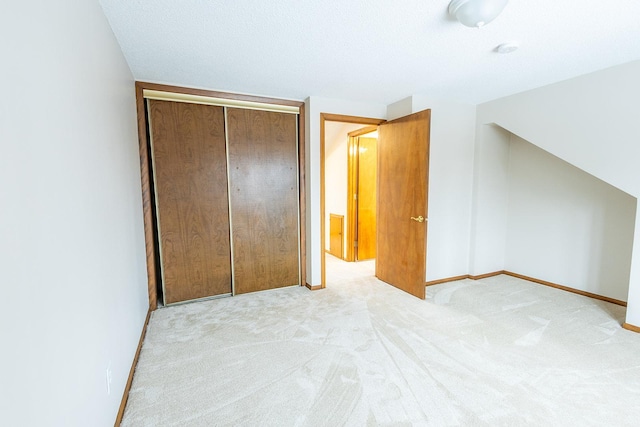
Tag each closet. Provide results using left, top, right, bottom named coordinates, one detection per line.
left=140, top=85, right=303, bottom=305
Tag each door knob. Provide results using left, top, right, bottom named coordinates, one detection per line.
left=410, top=215, right=425, bottom=223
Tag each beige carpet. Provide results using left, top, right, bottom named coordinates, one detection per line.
left=122, top=256, right=640, bottom=426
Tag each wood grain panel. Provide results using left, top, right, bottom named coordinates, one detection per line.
left=357, top=137, right=377, bottom=260
left=320, top=115, right=327, bottom=288
left=226, top=108, right=299, bottom=294
left=298, top=104, right=306, bottom=288
left=136, top=82, right=305, bottom=304
left=149, top=100, right=232, bottom=304
left=134, top=83, right=158, bottom=310
left=346, top=135, right=358, bottom=262
left=329, top=214, right=344, bottom=259
left=376, top=110, right=430, bottom=299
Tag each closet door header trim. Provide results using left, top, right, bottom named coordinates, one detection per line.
left=143, top=89, right=300, bottom=114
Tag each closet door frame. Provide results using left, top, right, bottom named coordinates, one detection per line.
left=134, top=81, right=306, bottom=310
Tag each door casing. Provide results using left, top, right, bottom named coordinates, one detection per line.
left=320, top=114, right=385, bottom=288
left=321, top=110, right=430, bottom=298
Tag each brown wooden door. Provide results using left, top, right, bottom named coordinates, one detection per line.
left=356, top=137, right=377, bottom=260
left=148, top=100, right=232, bottom=304
left=226, top=108, right=300, bottom=294
left=376, top=110, right=430, bottom=299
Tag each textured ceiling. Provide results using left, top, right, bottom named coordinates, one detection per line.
left=99, top=0, right=640, bottom=105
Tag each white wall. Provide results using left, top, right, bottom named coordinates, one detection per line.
left=468, top=125, right=511, bottom=275
left=324, top=122, right=364, bottom=252
left=477, top=60, right=640, bottom=198
left=305, top=97, right=387, bottom=285
left=476, top=60, right=640, bottom=326
left=397, top=96, right=477, bottom=281
left=505, top=135, right=636, bottom=301
left=628, top=207, right=640, bottom=325
left=0, top=1, right=149, bottom=425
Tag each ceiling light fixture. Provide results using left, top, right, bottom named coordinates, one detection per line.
left=496, top=42, right=518, bottom=54
left=448, top=0, right=508, bottom=28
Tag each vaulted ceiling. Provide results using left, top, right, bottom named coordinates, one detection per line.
left=99, top=0, right=640, bottom=105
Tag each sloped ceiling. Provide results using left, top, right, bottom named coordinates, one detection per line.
left=99, top=0, right=640, bottom=105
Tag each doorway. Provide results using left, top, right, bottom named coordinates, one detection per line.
left=346, top=126, right=378, bottom=262
left=320, top=111, right=431, bottom=298
left=321, top=114, right=385, bottom=288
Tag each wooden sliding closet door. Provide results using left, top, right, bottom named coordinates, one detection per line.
left=148, top=100, right=232, bottom=304
left=226, top=108, right=299, bottom=294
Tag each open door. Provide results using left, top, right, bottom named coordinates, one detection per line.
left=356, top=137, right=377, bottom=260
left=376, top=109, right=430, bottom=299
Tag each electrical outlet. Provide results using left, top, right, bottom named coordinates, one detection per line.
left=106, top=364, right=113, bottom=395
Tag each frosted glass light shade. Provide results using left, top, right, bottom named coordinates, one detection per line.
left=448, top=0, right=508, bottom=28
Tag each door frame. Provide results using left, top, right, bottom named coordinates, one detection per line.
left=135, top=81, right=306, bottom=310
left=320, top=113, right=386, bottom=288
